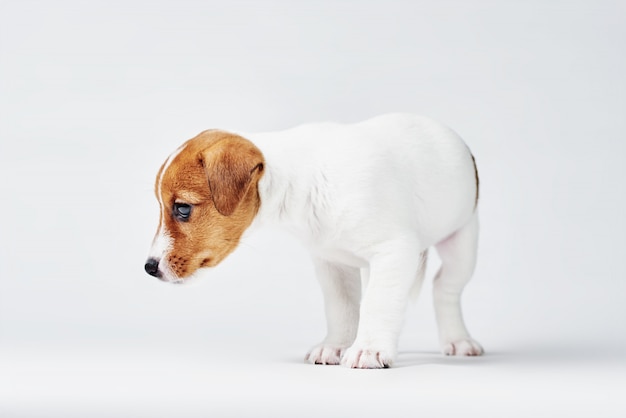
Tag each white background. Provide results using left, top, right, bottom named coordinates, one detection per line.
left=1, top=0, right=625, bottom=417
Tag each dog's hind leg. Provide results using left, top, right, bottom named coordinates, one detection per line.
left=433, top=213, right=484, bottom=356
left=305, top=259, right=361, bottom=365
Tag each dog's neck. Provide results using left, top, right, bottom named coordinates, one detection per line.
left=255, top=151, right=309, bottom=228
left=246, top=131, right=322, bottom=238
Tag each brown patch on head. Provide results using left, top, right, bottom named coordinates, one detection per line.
left=154, top=130, right=264, bottom=279
left=471, top=153, right=479, bottom=208
left=202, top=135, right=265, bottom=216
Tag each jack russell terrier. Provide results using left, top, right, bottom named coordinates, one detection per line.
left=145, top=113, right=483, bottom=368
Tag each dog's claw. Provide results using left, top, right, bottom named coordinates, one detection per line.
left=442, top=338, right=484, bottom=356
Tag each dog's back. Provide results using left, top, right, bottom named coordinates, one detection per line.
left=249, top=113, right=478, bottom=251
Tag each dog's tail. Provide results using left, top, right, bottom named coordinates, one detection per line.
left=409, top=249, right=429, bottom=302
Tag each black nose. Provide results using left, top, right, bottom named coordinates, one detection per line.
left=144, top=258, right=161, bottom=277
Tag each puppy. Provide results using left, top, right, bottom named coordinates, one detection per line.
left=145, top=113, right=483, bottom=368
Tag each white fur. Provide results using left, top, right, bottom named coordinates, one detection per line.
left=241, top=113, right=483, bottom=367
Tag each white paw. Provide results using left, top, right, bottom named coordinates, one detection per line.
left=341, top=346, right=394, bottom=369
left=442, top=338, right=484, bottom=356
left=305, top=344, right=345, bottom=365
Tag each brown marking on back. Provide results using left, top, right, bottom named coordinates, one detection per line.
left=471, top=153, right=479, bottom=209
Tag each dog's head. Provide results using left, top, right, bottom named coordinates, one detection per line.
left=145, top=130, right=264, bottom=283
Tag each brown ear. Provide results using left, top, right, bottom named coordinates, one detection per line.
left=201, top=136, right=264, bottom=216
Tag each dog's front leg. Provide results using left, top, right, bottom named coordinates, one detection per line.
left=341, top=240, right=421, bottom=368
left=305, top=259, right=361, bottom=365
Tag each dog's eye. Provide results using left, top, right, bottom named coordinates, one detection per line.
left=173, top=203, right=192, bottom=221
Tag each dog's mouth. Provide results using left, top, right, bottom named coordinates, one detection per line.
left=159, top=269, right=205, bottom=285
left=157, top=274, right=186, bottom=285
left=145, top=257, right=186, bottom=284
